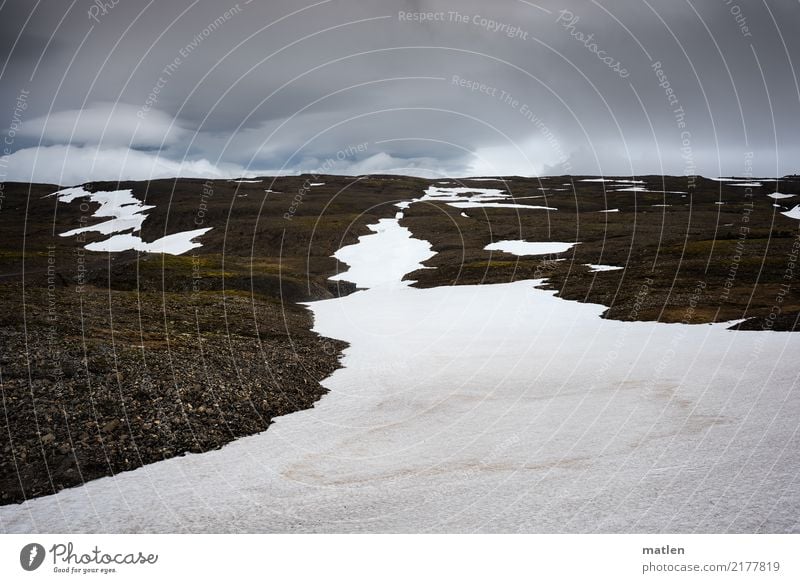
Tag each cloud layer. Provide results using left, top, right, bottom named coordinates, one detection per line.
left=2, top=0, right=799, bottom=183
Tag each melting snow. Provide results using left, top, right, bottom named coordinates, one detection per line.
left=328, top=218, right=435, bottom=288
left=448, top=201, right=557, bottom=210
left=421, top=186, right=557, bottom=211
left=580, top=178, right=644, bottom=184
left=423, top=186, right=505, bottom=200
left=84, top=228, right=212, bottom=254
left=616, top=187, right=650, bottom=192
left=768, top=192, right=795, bottom=199
left=7, top=185, right=799, bottom=533
left=485, top=240, right=577, bottom=256
left=585, top=263, right=623, bottom=272
left=616, top=188, right=687, bottom=194
left=54, top=187, right=155, bottom=237
left=50, top=186, right=212, bottom=255
left=781, top=205, right=800, bottom=220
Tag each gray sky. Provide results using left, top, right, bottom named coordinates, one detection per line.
left=1, top=0, right=799, bottom=183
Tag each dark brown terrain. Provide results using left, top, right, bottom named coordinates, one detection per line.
left=403, top=175, right=800, bottom=328
left=1, top=173, right=798, bottom=505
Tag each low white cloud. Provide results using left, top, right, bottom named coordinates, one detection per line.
left=4, top=145, right=253, bottom=185
left=20, top=102, right=187, bottom=148
left=340, top=152, right=450, bottom=177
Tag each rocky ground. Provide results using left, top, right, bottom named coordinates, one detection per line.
left=0, top=175, right=425, bottom=504
left=1, top=173, right=798, bottom=505
left=401, top=175, right=800, bottom=328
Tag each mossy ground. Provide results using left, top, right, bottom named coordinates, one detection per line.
left=1, top=173, right=798, bottom=504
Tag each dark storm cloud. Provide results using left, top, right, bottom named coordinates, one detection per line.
left=1, top=0, right=799, bottom=183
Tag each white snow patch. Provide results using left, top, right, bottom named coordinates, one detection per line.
left=448, top=201, right=557, bottom=210
left=422, top=186, right=506, bottom=200
left=599, top=208, right=620, bottom=213
left=329, top=218, right=435, bottom=289
left=617, top=187, right=687, bottom=194
left=460, top=212, right=469, bottom=218
left=728, top=182, right=762, bottom=187
left=781, top=205, right=800, bottom=220
left=84, top=228, right=212, bottom=254
left=420, top=186, right=557, bottom=211
left=485, top=240, right=577, bottom=256
left=309, top=182, right=326, bottom=187
left=231, top=179, right=261, bottom=183
left=767, top=192, right=795, bottom=200
left=581, top=178, right=644, bottom=184
left=4, top=196, right=800, bottom=534
left=51, top=186, right=212, bottom=255
left=54, top=188, right=154, bottom=237
left=585, top=263, right=623, bottom=272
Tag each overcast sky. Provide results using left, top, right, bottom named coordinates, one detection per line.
left=1, top=0, right=799, bottom=183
